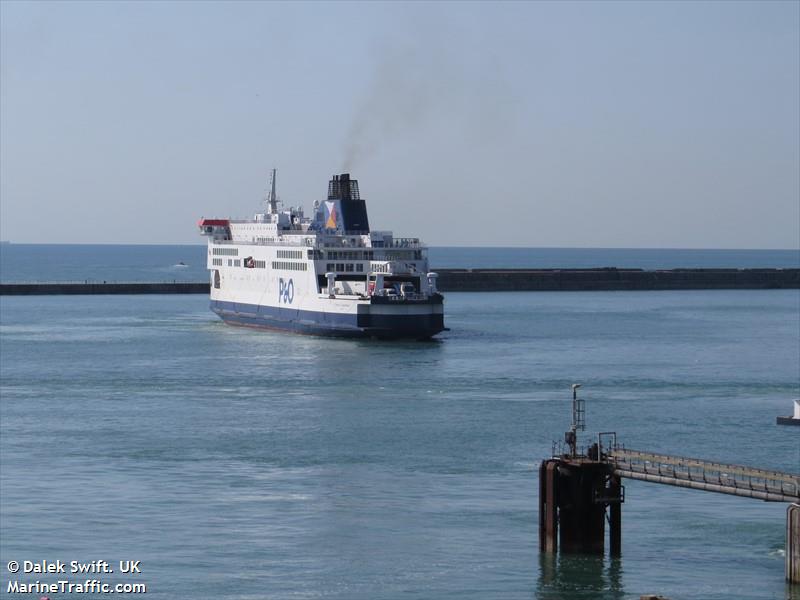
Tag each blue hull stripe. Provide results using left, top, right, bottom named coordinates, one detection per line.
left=211, top=299, right=444, bottom=338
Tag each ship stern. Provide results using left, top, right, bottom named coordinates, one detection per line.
left=358, top=294, right=445, bottom=339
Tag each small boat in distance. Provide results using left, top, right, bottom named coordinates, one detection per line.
left=198, top=171, right=445, bottom=339
left=777, top=399, right=800, bottom=426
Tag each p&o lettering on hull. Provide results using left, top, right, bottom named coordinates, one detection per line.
left=278, top=278, right=294, bottom=304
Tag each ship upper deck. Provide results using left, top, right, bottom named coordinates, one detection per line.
left=201, top=172, right=427, bottom=251
left=211, top=233, right=426, bottom=250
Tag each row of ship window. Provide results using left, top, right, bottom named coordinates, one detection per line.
left=273, top=261, right=308, bottom=271
left=215, top=257, right=386, bottom=274
left=214, top=247, right=309, bottom=260
left=326, top=263, right=365, bottom=273
left=212, top=258, right=242, bottom=267
left=215, top=246, right=316, bottom=260
left=243, top=258, right=303, bottom=270
left=325, top=250, right=422, bottom=260
left=214, top=257, right=303, bottom=270
left=213, top=247, right=420, bottom=262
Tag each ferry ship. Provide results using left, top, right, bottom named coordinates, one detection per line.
left=198, top=172, right=445, bottom=339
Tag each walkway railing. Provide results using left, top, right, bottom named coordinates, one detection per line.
left=608, top=448, right=800, bottom=503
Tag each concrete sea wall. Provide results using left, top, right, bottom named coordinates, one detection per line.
left=0, top=282, right=210, bottom=295
left=1, top=269, right=797, bottom=295
left=434, top=268, right=800, bottom=292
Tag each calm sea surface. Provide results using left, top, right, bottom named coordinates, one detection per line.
left=1, top=247, right=799, bottom=599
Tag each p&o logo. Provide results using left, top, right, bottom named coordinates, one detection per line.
left=278, top=278, right=294, bottom=304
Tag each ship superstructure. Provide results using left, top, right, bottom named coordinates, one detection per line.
left=198, top=171, right=445, bottom=338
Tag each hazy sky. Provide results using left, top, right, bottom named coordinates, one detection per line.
left=1, top=0, right=798, bottom=247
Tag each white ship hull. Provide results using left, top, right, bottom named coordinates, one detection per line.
left=208, top=251, right=443, bottom=338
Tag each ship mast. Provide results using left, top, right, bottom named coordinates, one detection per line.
left=267, top=169, right=278, bottom=214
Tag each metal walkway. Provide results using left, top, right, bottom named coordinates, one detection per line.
left=608, top=448, right=800, bottom=503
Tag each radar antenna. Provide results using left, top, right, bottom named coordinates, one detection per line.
left=267, top=169, right=278, bottom=214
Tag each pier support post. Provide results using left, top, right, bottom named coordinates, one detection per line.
left=557, top=461, right=608, bottom=554
left=539, top=457, right=623, bottom=556
left=609, top=474, right=622, bottom=556
left=788, top=504, right=800, bottom=584
left=539, top=458, right=622, bottom=555
left=539, top=460, right=559, bottom=552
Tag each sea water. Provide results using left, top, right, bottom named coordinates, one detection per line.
left=1, top=282, right=798, bottom=599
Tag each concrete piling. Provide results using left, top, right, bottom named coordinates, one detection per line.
left=788, top=504, right=800, bottom=584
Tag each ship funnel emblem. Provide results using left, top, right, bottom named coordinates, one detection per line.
left=324, top=201, right=338, bottom=230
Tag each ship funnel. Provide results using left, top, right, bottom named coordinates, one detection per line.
left=328, top=173, right=360, bottom=201
left=324, top=173, right=369, bottom=233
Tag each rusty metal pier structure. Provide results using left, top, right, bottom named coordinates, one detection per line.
left=539, top=385, right=800, bottom=583
left=609, top=448, right=799, bottom=503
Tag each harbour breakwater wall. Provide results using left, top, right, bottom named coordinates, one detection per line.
left=1, top=269, right=798, bottom=295
left=0, top=282, right=210, bottom=295
left=435, top=268, right=800, bottom=292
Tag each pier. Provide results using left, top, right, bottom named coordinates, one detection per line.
left=609, top=448, right=799, bottom=503
left=539, top=386, right=800, bottom=584
left=1, top=267, right=798, bottom=295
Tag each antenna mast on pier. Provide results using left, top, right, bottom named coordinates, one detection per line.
left=565, top=384, right=585, bottom=457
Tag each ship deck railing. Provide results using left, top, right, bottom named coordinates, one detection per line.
left=371, top=292, right=429, bottom=301
left=210, top=238, right=428, bottom=250
left=213, top=238, right=314, bottom=248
